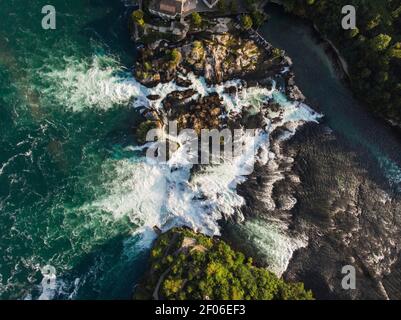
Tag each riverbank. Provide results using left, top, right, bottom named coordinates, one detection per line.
left=256, top=5, right=401, bottom=299
left=268, top=1, right=350, bottom=81
left=266, top=0, right=401, bottom=131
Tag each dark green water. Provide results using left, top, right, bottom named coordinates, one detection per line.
left=261, top=4, right=401, bottom=190
left=0, top=0, right=148, bottom=299
left=2, top=0, right=401, bottom=300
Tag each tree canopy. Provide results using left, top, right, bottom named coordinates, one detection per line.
left=131, top=9, right=145, bottom=27
left=134, top=228, right=313, bottom=300
left=241, top=15, right=254, bottom=30
left=282, top=0, right=401, bottom=124
left=191, top=12, right=202, bottom=28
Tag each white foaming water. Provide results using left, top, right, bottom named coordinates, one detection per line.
left=239, top=219, right=307, bottom=276
left=85, top=79, right=318, bottom=279
left=40, top=55, right=187, bottom=112
left=40, top=55, right=140, bottom=111
left=42, top=53, right=321, bottom=277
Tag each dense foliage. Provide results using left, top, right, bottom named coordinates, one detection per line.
left=241, top=14, right=254, bottom=30
left=135, top=228, right=313, bottom=300
left=131, top=9, right=145, bottom=27
left=190, top=12, right=202, bottom=28
left=281, top=0, right=401, bottom=124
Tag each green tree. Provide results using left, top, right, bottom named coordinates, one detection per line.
left=131, top=9, right=145, bottom=27
left=279, top=0, right=401, bottom=124
left=365, top=15, right=381, bottom=30
left=370, top=34, right=392, bottom=52
left=241, top=15, right=253, bottom=30
left=251, top=11, right=266, bottom=28
left=134, top=228, right=313, bottom=300
left=390, top=42, right=401, bottom=59
left=244, top=0, right=255, bottom=10
left=278, top=282, right=314, bottom=300
left=360, top=68, right=372, bottom=79
left=191, top=12, right=202, bottom=28
left=170, top=49, right=182, bottom=67
left=162, top=278, right=184, bottom=296
left=217, top=0, right=227, bottom=12
left=347, top=27, right=359, bottom=39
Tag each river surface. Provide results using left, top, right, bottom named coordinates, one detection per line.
left=0, top=0, right=147, bottom=299
left=257, top=4, right=401, bottom=299
left=261, top=4, right=401, bottom=190
left=1, top=1, right=400, bottom=300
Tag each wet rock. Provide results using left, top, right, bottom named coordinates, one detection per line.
left=283, top=124, right=401, bottom=300
left=210, top=107, right=221, bottom=117
left=287, top=85, right=306, bottom=102
left=269, top=102, right=282, bottom=113
left=143, top=109, right=160, bottom=121
left=176, top=77, right=192, bottom=87
left=147, top=94, right=160, bottom=100
left=163, top=89, right=196, bottom=111
left=224, top=86, right=238, bottom=95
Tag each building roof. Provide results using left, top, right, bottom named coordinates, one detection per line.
left=152, top=0, right=197, bottom=17
left=149, top=0, right=198, bottom=17
left=158, top=0, right=181, bottom=16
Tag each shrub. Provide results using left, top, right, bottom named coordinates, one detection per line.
left=131, top=9, right=145, bottom=27
left=241, top=15, right=253, bottom=30
left=191, top=12, right=202, bottom=28
left=169, top=49, right=182, bottom=67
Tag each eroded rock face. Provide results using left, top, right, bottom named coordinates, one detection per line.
left=281, top=124, right=401, bottom=300
left=232, top=122, right=401, bottom=300
left=167, top=93, right=225, bottom=134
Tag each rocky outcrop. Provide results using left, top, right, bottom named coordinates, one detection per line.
left=285, top=72, right=305, bottom=102
left=164, top=92, right=225, bottom=134
left=134, top=23, right=289, bottom=86
left=276, top=124, right=401, bottom=300
left=133, top=20, right=297, bottom=139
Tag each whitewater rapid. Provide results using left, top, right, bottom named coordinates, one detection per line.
left=35, top=52, right=321, bottom=297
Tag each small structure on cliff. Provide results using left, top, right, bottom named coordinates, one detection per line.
left=148, top=0, right=220, bottom=20
left=149, top=0, right=198, bottom=19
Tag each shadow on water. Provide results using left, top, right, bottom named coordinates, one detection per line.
left=32, top=234, right=150, bottom=300
left=81, top=0, right=137, bottom=65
